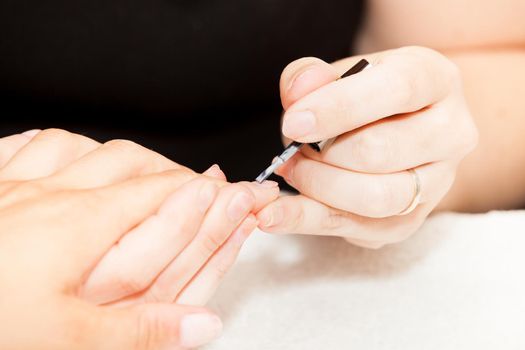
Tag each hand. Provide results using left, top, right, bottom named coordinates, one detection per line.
left=0, top=129, right=278, bottom=349
left=81, top=167, right=278, bottom=308
left=257, top=46, right=478, bottom=248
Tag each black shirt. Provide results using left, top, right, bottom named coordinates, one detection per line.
left=0, top=0, right=364, bottom=180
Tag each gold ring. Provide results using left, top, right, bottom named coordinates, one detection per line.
left=397, top=168, right=421, bottom=216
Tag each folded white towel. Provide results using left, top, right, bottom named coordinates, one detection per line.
left=205, top=211, right=525, bottom=350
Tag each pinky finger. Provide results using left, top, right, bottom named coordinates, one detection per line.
left=0, top=130, right=40, bottom=168
left=175, top=214, right=258, bottom=306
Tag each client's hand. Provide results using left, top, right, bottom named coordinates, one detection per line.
left=0, top=129, right=278, bottom=349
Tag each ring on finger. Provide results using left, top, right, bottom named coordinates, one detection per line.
left=397, top=168, right=421, bottom=216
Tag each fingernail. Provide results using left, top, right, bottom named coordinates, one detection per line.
left=21, top=129, right=41, bottom=138
left=258, top=202, right=284, bottom=228
left=205, top=164, right=221, bottom=173
left=282, top=110, right=316, bottom=139
left=254, top=180, right=279, bottom=189
left=286, top=68, right=318, bottom=94
left=179, top=313, right=223, bottom=348
left=198, top=182, right=218, bottom=213
left=203, top=164, right=225, bottom=179
left=226, top=192, right=254, bottom=222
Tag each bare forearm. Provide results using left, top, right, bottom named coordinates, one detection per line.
left=437, top=49, right=525, bottom=212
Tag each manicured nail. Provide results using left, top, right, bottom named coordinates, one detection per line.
left=282, top=110, right=316, bottom=139
left=254, top=180, right=279, bottom=189
left=203, top=164, right=225, bottom=179
left=286, top=68, right=318, bottom=94
left=258, top=202, right=284, bottom=228
left=226, top=192, right=253, bottom=222
left=21, top=129, right=41, bottom=138
left=205, top=164, right=221, bottom=173
left=178, top=313, right=223, bottom=348
left=198, top=182, right=218, bottom=213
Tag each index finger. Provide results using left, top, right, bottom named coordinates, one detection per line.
left=281, top=46, right=459, bottom=142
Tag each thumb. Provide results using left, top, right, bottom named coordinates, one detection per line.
left=86, top=303, right=223, bottom=350
left=280, top=57, right=339, bottom=110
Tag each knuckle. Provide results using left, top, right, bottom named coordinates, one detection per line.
left=290, top=204, right=306, bottom=231
left=16, top=180, right=49, bottom=196
left=135, top=308, right=167, bottom=350
left=115, top=273, right=150, bottom=297
left=104, top=139, right=175, bottom=173
left=214, top=258, right=234, bottom=280
left=324, top=211, right=348, bottom=231
left=383, top=48, right=419, bottom=86
left=231, top=183, right=254, bottom=200
left=0, top=180, right=51, bottom=207
left=145, top=285, right=170, bottom=303
left=198, top=232, right=224, bottom=259
left=383, top=62, right=415, bottom=108
left=227, top=184, right=256, bottom=210
left=175, top=220, right=198, bottom=243
left=105, top=139, right=145, bottom=155
left=352, top=131, right=391, bottom=171
left=361, top=180, right=394, bottom=218
left=0, top=135, right=28, bottom=164
left=38, top=128, right=73, bottom=141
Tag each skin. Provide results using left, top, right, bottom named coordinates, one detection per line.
left=257, top=0, right=525, bottom=248
left=1, top=0, right=524, bottom=347
left=0, top=129, right=279, bottom=349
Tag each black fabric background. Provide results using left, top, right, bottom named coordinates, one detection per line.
left=0, top=0, right=364, bottom=181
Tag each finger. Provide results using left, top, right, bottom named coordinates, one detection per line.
left=48, top=173, right=277, bottom=281
left=257, top=194, right=433, bottom=245
left=280, top=57, right=340, bottom=110
left=301, top=99, right=474, bottom=173
left=0, top=130, right=41, bottom=168
left=276, top=152, right=451, bottom=218
left=238, top=181, right=280, bottom=212
left=175, top=214, right=257, bottom=306
left=81, top=177, right=219, bottom=304
left=46, top=139, right=185, bottom=189
left=281, top=46, right=459, bottom=142
left=141, top=183, right=257, bottom=303
left=203, top=164, right=227, bottom=181
left=50, top=169, right=199, bottom=277
left=0, top=128, right=100, bottom=181
left=74, top=300, right=222, bottom=350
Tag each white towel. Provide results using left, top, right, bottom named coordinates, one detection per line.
left=205, top=210, right=525, bottom=350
